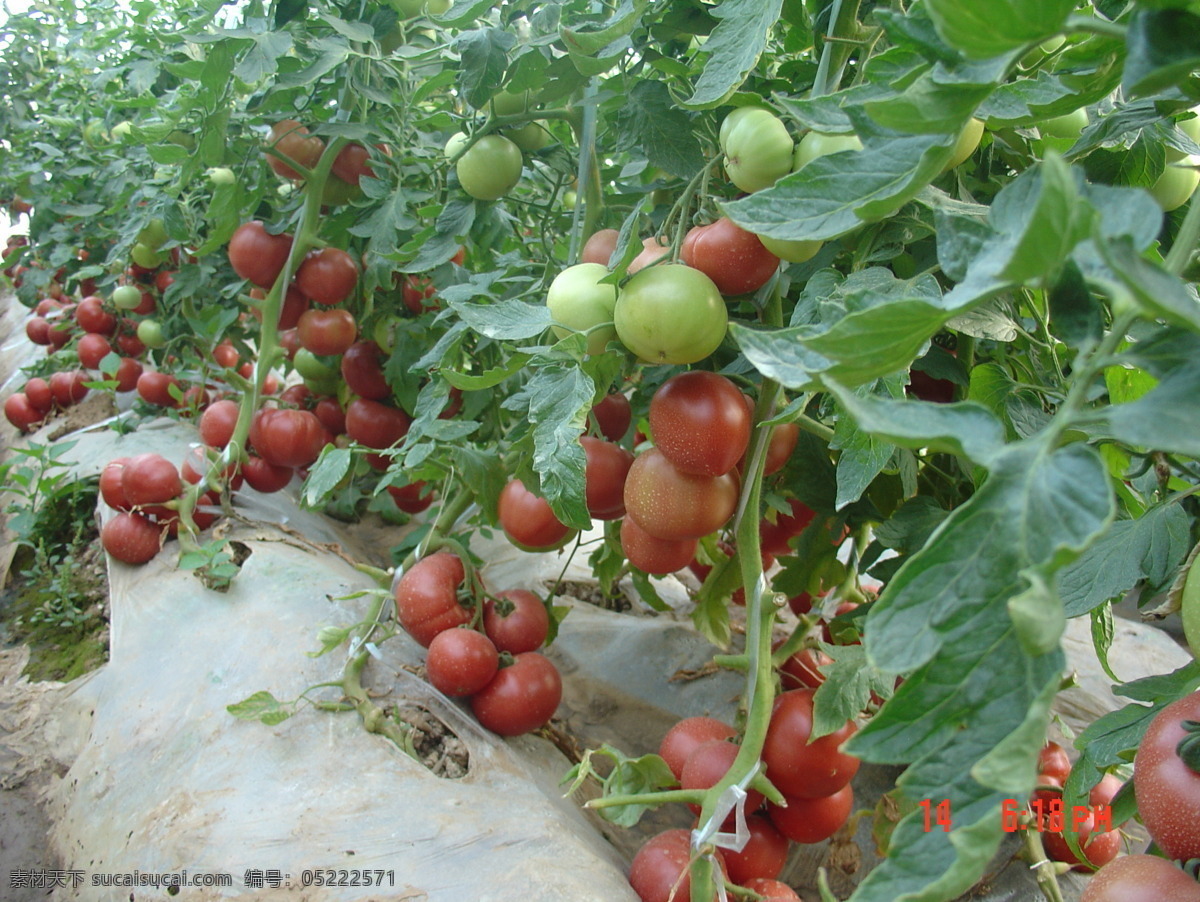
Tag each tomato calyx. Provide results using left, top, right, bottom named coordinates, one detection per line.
left=1177, top=719, right=1200, bottom=771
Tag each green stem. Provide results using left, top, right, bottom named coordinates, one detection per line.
left=585, top=788, right=703, bottom=809
left=811, top=0, right=863, bottom=98
left=1165, top=188, right=1200, bottom=276
left=1064, top=14, right=1126, bottom=41
left=1043, top=309, right=1137, bottom=445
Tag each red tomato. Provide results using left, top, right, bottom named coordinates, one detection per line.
left=582, top=435, right=634, bottom=520
left=623, top=449, right=739, bottom=541
left=122, top=453, right=183, bottom=507
left=313, top=396, right=345, bottom=435
left=681, top=739, right=764, bottom=816
left=629, top=828, right=723, bottom=902
left=759, top=499, right=817, bottom=557
left=279, top=384, right=315, bottom=409
left=1079, top=854, right=1200, bottom=902
left=296, top=247, right=358, bottom=305
left=1133, top=691, right=1200, bottom=861
left=265, top=120, right=325, bottom=179
left=228, top=221, right=294, bottom=289
left=344, top=398, right=411, bottom=451
left=340, top=340, right=390, bottom=399
left=739, top=878, right=803, bottom=902
left=23, top=378, right=53, bottom=414
left=425, top=628, right=499, bottom=697
left=115, top=330, right=145, bottom=358
left=723, top=814, right=790, bottom=885
left=497, top=479, right=575, bottom=551
left=620, top=515, right=698, bottom=575
left=49, top=370, right=89, bottom=407
left=77, top=332, right=113, bottom=370
left=471, top=652, right=562, bottom=736
left=100, top=458, right=133, bottom=510
left=394, top=552, right=471, bottom=647
left=680, top=217, right=780, bottom=296
left=403, top=275, right=438, bottom=315
left=200, top=399, right=241, bottom=448
left=482, top=589, right=550, bottom=654
left=240, top=455, right=294, bottom=493
left=1089, top=773, right=1125, bottom=811
left=75, top=296, right=116, bottom=335
left=331, top=142, right=376, bottom=185
left=252, top=408, right=327, bottom=468
left=581, top=228, right=619, bottom=267
left=1038, top=741, right=1072, bottom=784
left=25, top=316, right=51, bottom=345
left=101, top=512, right=164, bottom=564
left=386, top=481, right=433, bottom=514
left=591, top=391, right=632, bottom=442
left=4, top=393, right=43, bottom=432
left=113, top=357, right=143, bottom=393
left=767, top=782, right=854, bottom=844
left=212, top=339, right=239, bottom=369
left=762, top=422, right=800, bottom=475
left=297, top=307, right=357, bottom=356
left=1043, top=809, right=1120, bottom=872
left=136, top=370, right=181, bottom=407
left=779, top=645, right=834, bottom=690
left=658, top=716, right=737, bottom=781
left=761, top=689, right=859, bottom=799
left=650, top=371, right=751, bottom=477
left=627, top=236, right=670, bottom=275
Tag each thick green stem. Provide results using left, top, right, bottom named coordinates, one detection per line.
left=811, top=0, right=863, bottom=98
left=1165, top=188, right=1200, bottom=276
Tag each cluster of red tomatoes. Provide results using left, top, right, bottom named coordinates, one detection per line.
left=393, top=552, right=562, bottom=737
left=99, top=452, right=221, bottom=564
left=1033, top=741, right=1124, bottom=870
left=630, top=689, right=860, bottom=902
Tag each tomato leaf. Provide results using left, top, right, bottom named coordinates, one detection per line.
left=1057, top=503, right=1192, bottom=617
left=453, top=28, right=516, bottom=111
left=924, top=0, right=1072, bottom=60
left=226, top=690, right=293, bottom=726
left=301, top=447, right=353, bottom=509
left=559, top=0, right=649, bottom=56
left=447, top=296, right=552, bottom=340
left=614, top=81, right=705, bottom=180
left=682, top=0, right=784, bottom=110
left=1079, top=362, right=1200, bottom=458
left=811, top=644, right=895, bottom=739
left=1124, top=8, right=1200, bottom=99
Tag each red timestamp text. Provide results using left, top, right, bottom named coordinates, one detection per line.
left=918, top=798, right=1113, bottom=833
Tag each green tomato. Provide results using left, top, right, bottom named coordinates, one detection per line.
left=303, top=374, right=342, bottom=396
left=722, top=108, right=794, bottom=194
left=455, top=134, right=523, bottom=201
left=942, top=117, right=985, bottom=172
left=136, top=218, right=169, bottom=251
left=506, top=122, right=553, bottom=152
left=1149, top=162, right=1200, bottom=212
left=110, top=120, right=133, bottom=141
left=1039, top=108, right=1088, bottom=141
left=137, top=319, right=166, bottom=349
left=757, top=234, right=823, bottom=263
left=444, top=131, right=469, bottom=159
left=112, top=284, right=143, bottom=310
left=372, top=316, right=400, bottom=353
left=491, top=89, right=531, bottom=117
left=562, top=190, right=577, bottom=210
left=130, top=242, right=165, bottom=269
left=293, top=348, right=341, bottom=381
left=614, top=264, right=728, bottom=365
left=547, top=262, right=618, bottom=355
left=207, top=167, right=236, bottom=186
left=793, top=131, right=863, bottom=170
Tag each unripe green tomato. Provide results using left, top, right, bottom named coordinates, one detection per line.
left=373, top=317, right=400, bottom=353
left=757, top=234, right=823, bottom=263
left=136, top=218, right=169, bottom=251
left=942, top=117, right=985, bottom=172
left=303, top=374, right=342, bottom=396
left=722, top=108, right=794, bottom=194
left=1184, top=555, right=1200, bottom=659
left=1149, top=162, right=1200, bottom=212
left=321, top=174, right=363, bottom=206
left=207, top=167, right=236, bottom=186
left=110, top=120, right=133, bottom=141
left=491, top=89, right=531, bottom=117
left=112, top=285, right=143, bottom=310
left=614, top=264, right=727, bottom=365
left=455, top=134, right=523, bottom=201
left=444, top=131, right=469, bottom=158
left=562, top=190, right=577, bottom=210
left=294, top=348, right=341, bottom=381
left=547, top=262, right=618, bottom=355
left=794, top=131, right=863, bottom=170
left=131, top=242, right=165, bottom=269
left=506, top=122, right=553, bottom=152
left=1039, top=107, right=1088, bottom=141
left=137, top=319, right=166, bottom=349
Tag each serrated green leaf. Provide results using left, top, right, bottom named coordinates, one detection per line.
left=925, top=0, right=1073, bottom=60
left=824, top=381, right=1006, bottom=466
left=448, top=296, right=552, bottom=340
left=441, top=352, right=531, bottom=390
left=832, top=389, right=898, bottom=510
left=560, top=0, right=649, bottom=56
left=300, top=447, right=351, bottom=508
left=864, top=57, right=1004, bottom=134
left=614, top=81, right=705, bottom=179
left=454, top=28, right=516, bottom=110
left=682, top=0, right=784, bottom=109
left=1096, top=234, right=1200, bottom=332
left=1058, top=502, right=1191, bottom=617
left=629, top=570, right=670, bottom=612
left=811, top=644, right=895, bottom=738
